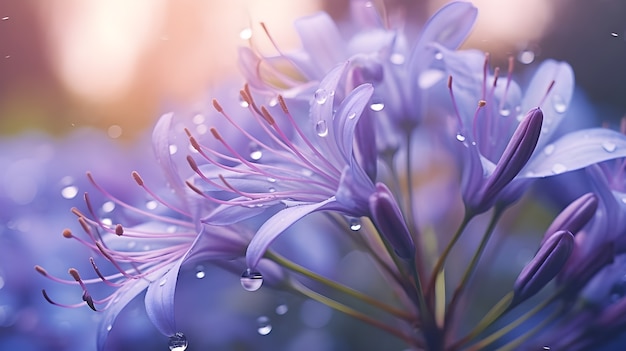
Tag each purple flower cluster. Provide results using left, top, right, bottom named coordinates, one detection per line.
left=15, top=1, right=626, bottom=350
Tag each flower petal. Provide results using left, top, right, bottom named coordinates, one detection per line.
left=152, top=113, right=186, bottom=199
left=523, top=128, right=626, bottom=178
left=246, top=197, right=336, bottom=268
left=334, top=83, right=374, bottom=159
left=294, top=12, right=347, bottom=77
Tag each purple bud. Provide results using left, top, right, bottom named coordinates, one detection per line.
left=513, top=230, right=574, bottom=305
left=369, top=183, right=415, bottom=260
left=480, top=108, right=543, bottom=207
left=541, top=192, right=598, bottom=245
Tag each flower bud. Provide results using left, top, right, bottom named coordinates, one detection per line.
left=479, top=108, right=543, bottom=209
left=369, top=183, right=415, bottom=260
left=513, top=230, right=574, bottom=305
left=541, top=192, right=597, bottom=245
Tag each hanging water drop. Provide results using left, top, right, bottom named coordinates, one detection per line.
left=315, top=120, right=329, bottom=137
left=551, top=94, right=567, bottom=113
left=257, top=316, right=272, bottom=335
left=456, top=133, right=466, bottom=142
left=168, top=332, right=188, bottom=351
left=314, top=89, right=328, bottom=104
left=240, top=269, right=263, bottom=291
left=249, top=143, right=263, bottom=161
left=602, top=142, right=617, bottom=153
left=551, top=163, right=567, bottom=175
left=195, top=265, right=205, bottom=279
left=349, top=218, right=362, bottom=231
left=499, top=105, right=511, bottom=117
left=543, top=144, right=555, bottom=155
left=369, top=102, right=385, bottom=112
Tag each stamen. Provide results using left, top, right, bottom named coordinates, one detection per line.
left=115, top=224, right=124, bottom=236
left=447, top=75, right=464, bottom=130
left=90, top=257, right=123, bottom=287
left=35, top=265, right=48, bottom=276
left=62, top=228, right=73, bottom=238
left=538, top=80, right=556, bottom=107
left=131, top=171, right=144, bottom=186
left=210, top=128, right=222, bottom=141
left=278, top=95, right=289, bottom=114
left=212, top=99, right=223, bottom=113
left=260, top=106, right=276, bottom=125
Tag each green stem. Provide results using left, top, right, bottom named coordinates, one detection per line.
left=427, top=211, right=473, bottom=295
left=444, top=207, right=504, bottom=329
left=290, top=280, right=420, bottom=347
left=266, top=250, right=415, bottom=322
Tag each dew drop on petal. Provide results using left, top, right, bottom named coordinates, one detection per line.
left=61, top=186, right=78, bottom=199
left=602, top=142, right=617, bottom=153
left=543, top=144, right=555, bottom=155
left=169, top=144, right=178, bottom=155
left=257, top=316, right=272, bottom=335
left=347, top=111, right=357, bottom=120
left=275, top=304, right=288, bottom=315
left=168, top=332, right=188, bottom=351
left=611, top=32, right=619, bottom=37
left=267, top=177, right=277, bottom=183
left=456, top=133, right=466, bottom=142
left=146, top=200, right=158, bottom=210
left=240, top=269, right=263, bottom=291
left=551, top=94, right=567, bottom=113
left=314, top=89, right=328, bottom=104
left=369, top=102, right=385, bottom=112
left=551, top=163, right=567, bottom=175
left=315, top=120, right=329, bottom=137
left=159, top=277, right=167, bottom=287
left=434, top=51, right=443, bottom=60
left=101, top=201, right=115, bottom=213
left=349, top=218, right=361, bottom=231
left=195, top=265, right=205, bottom=279
left=1, top=17, right=9, bottom=21
left=249, top=143, right=263, bottom=160
left=239, top=28, right=252, bottom=40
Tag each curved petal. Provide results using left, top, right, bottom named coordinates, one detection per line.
left=294, top=12, right=347, bottom=77
left=202, top=199, right=275, bottom=225
left=152, top=113, right=186, bottom=199
left=523, top=128, right=626, bottom=178
left=334, top=83, right=374, bottom=159
left=246, top=197, right=336, bottom=268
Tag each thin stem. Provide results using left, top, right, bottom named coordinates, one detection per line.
left=266, top=250, right=416, bottom=322
left=444, top=207, right=504, bottom=330
left=289, top=280, right=421, bottom=348
left=427, top=212, right=473, bottom=295
left=409, top=257, right=442, bottom=350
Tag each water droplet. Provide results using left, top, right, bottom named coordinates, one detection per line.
left=159, top=277, right=167, bottom=287
left=347, top=111, right=357, bottom=119
left=195, top=265, right=205, bottom=279
left=268, top=187, right=276, bottom=193
left=552, top=94, right=567, bottom=113
left=101, top=201, right=115, bottom=213
left=239, top=28, right=252, bottom=40
left=267, top=177, right=277, bottom=183
left=611, top=32, right=619, bottom=37
left=315, top=120, right=329, bottom=137
left=275, top=304, right=288, bottom=315
left=240, top=269, right=263, bottom=291
left=169, top=144, right=178, bottom=155
left=434, top=51, right=444, bottom=60
left=517, top=50, right=535, bottom=64
left=106, top=324, right=113, bottom=331
left=107, top=125, right=123, bottom=139
left=269, top=97, right=278, bottom=107
left=369, top=102, right=385, bottom=112
left=314, top=89, right=328, bottom=104
left=543, top=144, right=555, bottom=155
left=602, top=142, right=617, bottom=153
left=168, top=332, right=188, bottom=351
left=349, top=218, right=361, bottom=231
left=456, top=133, right=466, bottom=142
left=499, top=106, right=511, bottom=117
left=257, top=316, right=272, bottom=335
left=61, top=186, right=78, bottom=199
left=1, top=17, right=8, bottom=21
left=249, top=143, right=263, bottom=160
left=390, top=53, right=405, bottom=65
left=146, top=200, right=158, bottom=210
left=551, top=163, right=567, bottom=175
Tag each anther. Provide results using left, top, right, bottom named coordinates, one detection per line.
left=83, top=292, right=97, bottom=311
left=210, top=128, right=222, bottom=140
left=35, top=265, right=48, bottom=276
left=260, top=106, right=276, bottom=125
left=278, top=95, right=289, bottom=114
left=68, top=268, right=82, bottom=282
left=186, top=155, right=200, bottom=173
left=71, top=207, right=84, bottom=217
left=185, top=181, right=205, bottom=196
left=212, top=99, right=223, bottom=113
left=447, top=75, right=453, bottom=89
left=189, top=136, right=201, bottom=151
left=478, top=100, right=487, bottom=108
left=131, top=171, right=144, bottom=186
left=78, top=217, right=91, bottom=235
left=62, top=229, right=73, bottom=238
left=115, top=224, right=124, bottom=236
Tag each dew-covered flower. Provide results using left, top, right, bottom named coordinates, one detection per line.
left=240, top=0, right=477, bottom=153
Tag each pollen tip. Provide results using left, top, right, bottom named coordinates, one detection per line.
left=210, top=127, right=222, bottom=140
left=212, top=99, right=223, bottom=113
left=62, top=228, right=73, bottom=238
left=68, top=268, right=81, bottom=281
left=131, top=171, right=144, bottom=186
left=478, top=100, right=487, bottom=107
left=189, top=136, right=201, bottom=151
left=35, top=265, right=48, bottom=276
left=186, top=181, right=204, bottom=195
left=183, top=128, right=192, bottom=137
left=186, top=155, right=200, bottom=172
left=447, top=75, right=453, bottom=89
left=260, top=106, right=276, bottom=125
left=278, top=95, right=289, bottom=114
left=115, top=224, right=124, bottom=236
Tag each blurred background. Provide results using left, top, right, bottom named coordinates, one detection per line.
left=1, top=0, right=624, bottom=141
